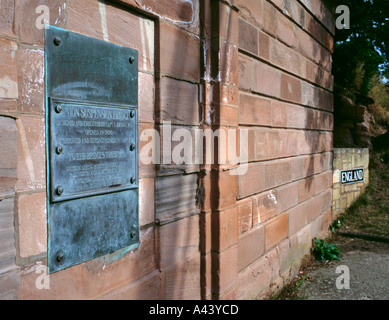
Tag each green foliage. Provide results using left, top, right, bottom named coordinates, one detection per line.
left=313, top=238, right=341, bottom=261
left=333, top=0, right=389, bottom=95
left=329, top=219, right=342, bottom=233
left=368, top=73, right=389, bottom=127
left=339, top=154, right=389, bottom=237
left=269, top=272, right=310, bottom=300
left=347, top=191, right=371, bottom=214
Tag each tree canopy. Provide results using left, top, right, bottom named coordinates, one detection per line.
left=332, top=0, right=389, bottom=95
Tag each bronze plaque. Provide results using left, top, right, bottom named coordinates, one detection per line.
left=48, top=189, right=139, bottom=273
left=49, top=99, right=138, bottom=202
left=45, top=26, right=139, bottom=273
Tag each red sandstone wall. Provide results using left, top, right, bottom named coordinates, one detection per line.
left=232, top=0, right=335, bottom=299
left=0, top=0, right=335, bottom=300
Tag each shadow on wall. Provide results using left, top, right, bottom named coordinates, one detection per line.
left=153, top=0, right=199, bottom=300
left=207, top=0, right=231, bottom=300
left=303, top=12, right=334, bottom=195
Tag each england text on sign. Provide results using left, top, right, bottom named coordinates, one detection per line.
left=340, top=168, right=364, bottom=185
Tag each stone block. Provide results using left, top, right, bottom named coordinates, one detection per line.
left=17, top=192, right=47, bottom=258
left=239, top=93, right=271, bottom=126
left=159, top=22, right=200, bottom=82
left=212, top=206, right=238, bottom=252
left=265, top=213, right=288, bottom=250
left=238, top=224, right=265, bottom=271
left=157, top=77, right=199, bottom=125
left=0, top=39, right=18, bottom=99
left=157, top=214, right=199, bottom=269
left=16, top=116, right=46, bottom=192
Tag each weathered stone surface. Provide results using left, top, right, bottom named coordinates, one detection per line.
left=17, top=192, right=47, bottom=258
left=96, top=269, right=163, bottom=300
left=0, top=0, right=15, bottom=37
left=0, top=198, right=16, bottom=270
left=16, top=46, right=45, bottom=115
left=121, top=0, right=200, bottom=34
left=67, top=0, right=155, bottom=72
left=0, top=117, right=17, bottom=198
left=238, top=225, right=265, bottom=271
left=212, top=206, right=238, bottom=252
left=0, top=267, right=20, bottom=300
left=15, top=0, right=66, bottom=46
left=236, top=248, right=280, bottom=300
left=157, top=77, right=199, bottom=125
left=16, top=116, right=46, bottom=192
left=156, top=214, right=200, bottom=269
left=0, top=39, right=18, bottom=99
left=155, top=174, right=198, bottom=224
left=163, top=255, right=201, bottom=300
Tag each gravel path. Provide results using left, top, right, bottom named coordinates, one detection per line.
left=299, top=237, right=389, bottom=300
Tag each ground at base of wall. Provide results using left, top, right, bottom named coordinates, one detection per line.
left=272, top=236, right=389, bottom=300
left=336, top=150, right=389, bottom=237
left=269, top=149, right=389, bottom=300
